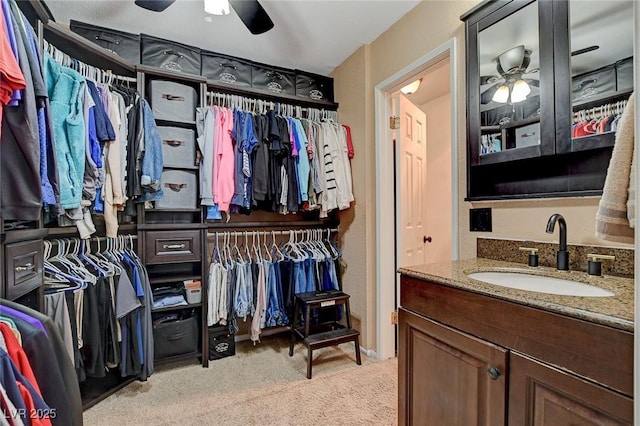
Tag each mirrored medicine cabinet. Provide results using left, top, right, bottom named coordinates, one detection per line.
left=462, top=0, right=634, bottom=200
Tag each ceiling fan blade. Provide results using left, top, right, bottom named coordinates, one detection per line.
left=134, top=0, right=176, bottom=12
left=229, top=0, right=274, bottom=35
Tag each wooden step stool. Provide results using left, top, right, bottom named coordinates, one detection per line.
left=289, top=290, right=362, bottom=379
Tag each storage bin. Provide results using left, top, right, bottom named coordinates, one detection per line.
left=615, top=57, right=633, bottom=92
left=70, top=20, right=140, bottom=64
left=157, top=126, right=196, bottom=168
left=153, top=315, right=199, bottom=359
left=155, top=169, right=198, bottom=210
left=208, top=326, right=235, bottom=361
left=149, top=80, right=198, bottom=124
left=201, top=51, right=252, bottom=87
left=572, top=64, right=616, bottom=103
left=141, top=34, right=201, bottom=75
left=251, top=62, right=295, bottom=95
left=295, top=70, right=334, bottom=102
left=184, top=280, right=202, bottom=305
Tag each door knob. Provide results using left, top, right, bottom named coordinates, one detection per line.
left=487, top=367, right=501, bottom=380
left=423, top=236, right=432, bottom=243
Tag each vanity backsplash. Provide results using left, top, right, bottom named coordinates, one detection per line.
left=477, top=237, right=634, bottom=278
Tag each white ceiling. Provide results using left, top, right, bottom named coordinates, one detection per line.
left=44, top=0, right=421, bottom=76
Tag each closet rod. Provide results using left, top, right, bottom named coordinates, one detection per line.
left=207, top=90, right=339, bottom=120
left=207, top=220, right=337, bottom=229
left=207, top=227, right=338, bottom=238
left=43, top=39, right=136, bottom=84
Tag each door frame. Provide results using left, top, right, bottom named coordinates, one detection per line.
left=374, top=39, right=459, bottom=360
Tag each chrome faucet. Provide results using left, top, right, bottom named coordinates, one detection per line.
left=546, top=213, right=569, bottom=270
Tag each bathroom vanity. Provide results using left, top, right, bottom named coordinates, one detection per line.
left=398, top=259, right=633, bottom=425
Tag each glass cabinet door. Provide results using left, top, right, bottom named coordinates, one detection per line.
left=468, top=0, right=555, bottom=166
left=555, top=0, right=634, bottom=154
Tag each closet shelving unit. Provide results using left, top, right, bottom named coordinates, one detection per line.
left=569, top=88, right=633, bottom=153
left=136, top=65, right=210, bottom=367
left=10, top=0, right=350, bottom=405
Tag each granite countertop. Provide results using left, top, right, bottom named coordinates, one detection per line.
left=398, top=258, right=634, bottom=332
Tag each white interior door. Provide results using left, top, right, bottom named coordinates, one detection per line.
left=395, top=93, right=428, bottom=268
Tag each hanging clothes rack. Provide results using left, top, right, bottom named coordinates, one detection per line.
left=44, top=39, right=137, bottom=85
left=207, top=90, right=339, bottom=121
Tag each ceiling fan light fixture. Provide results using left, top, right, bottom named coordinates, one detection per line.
left=204, top=0, right=230, bottom=15
left=492, top=85, right=510, bottom=103
left=400, top=78, right=422, bottom=95
left=510, top=79, right=531, bottom=103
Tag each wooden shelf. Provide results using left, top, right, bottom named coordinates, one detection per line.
left=137, top=64, right=206, bottom=84
left=571, top=132, right=616, bottom=152
left=151, top=303, right=202, bottom=313
left=149, top=275, right=202, bottom=285
left=154, top=351, right=202, bottom=365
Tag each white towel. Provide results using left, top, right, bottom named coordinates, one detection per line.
left=595, top=92, right=635, bottom=243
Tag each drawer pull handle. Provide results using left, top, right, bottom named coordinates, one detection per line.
left=163, top=244, right=186, bottom=250
left=487, top=367, right=501, bottom=380
left=164, top=183, right=187, bottom=192
left=15, top=263, right=35, bottom=272
left=96, top=34, right=120, bottom=45
left=163, top=139, right=185, bottom=147
left=162, top=93, right=185, bottom=102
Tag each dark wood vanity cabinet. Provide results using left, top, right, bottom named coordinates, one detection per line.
left=398, top=275, right=634, bottom=425
left=509, top=352, right=633, bottom=425
left=462, top=0, right=634, bottom=200
left=398, top=308, right=507, bottom=425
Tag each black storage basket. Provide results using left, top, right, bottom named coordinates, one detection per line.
left=141, top=34, right=201, bottom=75
left=251, top=62, right=295, bottom=95
left=295, top=70, right=334, bottom=102
left=208, top=326, right=235, bottom=361
left=572, top=64, right=616, bottom=103
left=615, top=57, right=633, bottom=92
left=153, top=315, right=199, bottom=359
left=70, top=20, right=140, bottom=64
left=201, top=51, right=252, bottom=87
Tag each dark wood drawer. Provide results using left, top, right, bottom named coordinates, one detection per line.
left=145, top=230, right=201, bottom=264
left=5, top=240, right=43, bottom=300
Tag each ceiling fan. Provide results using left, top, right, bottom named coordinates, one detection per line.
left=134, top=0, right=274, bottom=35
left=480, top=45, right=539, bottom=105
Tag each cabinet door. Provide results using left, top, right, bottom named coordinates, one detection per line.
left=398, top=308, right=507, bottom=426
left=509, top=352, right=633, bottom=425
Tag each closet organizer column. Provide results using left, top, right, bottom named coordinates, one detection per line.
left=136, top=66, right=210, bottom=368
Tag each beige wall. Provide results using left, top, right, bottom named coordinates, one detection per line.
left=332, top=0, right=632, bottom=351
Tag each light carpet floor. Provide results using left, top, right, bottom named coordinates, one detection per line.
left=84, top=335, right=398, bottom=425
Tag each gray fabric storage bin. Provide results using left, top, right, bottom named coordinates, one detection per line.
left=201, top=51, right=252, bottom=87
left=70, top=20, right=140, bottom=64
left=572, top=64, right=616, bottom=102
left=251, top=62, right=295, bottom=95
left=616, top=57, right=633, bottom=92
left=149, top=80, right=198, bottom=124
left=156, top=169, right=197, bottom=210
left=295, top=70, right=334, bottom=102
left=157, top=126, right=196, bottom=168
left=141, top=34, right=201, bottom=75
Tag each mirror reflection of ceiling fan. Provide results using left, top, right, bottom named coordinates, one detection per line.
left=134, top=0, right=274, bottom=35
left=480, top=45, right=539, bottom=105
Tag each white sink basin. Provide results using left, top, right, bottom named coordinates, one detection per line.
left=467, top=271, right=614, bottom=297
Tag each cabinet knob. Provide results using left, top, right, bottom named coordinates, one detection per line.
left=487, top=367, right=501, bottom=380
left=423, top=236, right=432, bottom=243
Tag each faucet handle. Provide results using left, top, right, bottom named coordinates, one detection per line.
left=587, top=253, right=615, bottom=276
left=519, top=247, right=539, bottom=267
